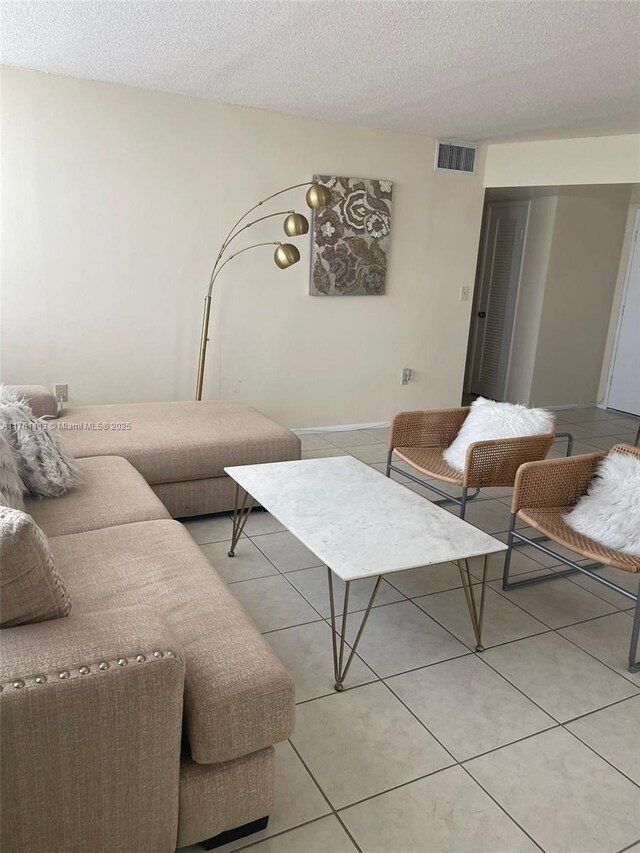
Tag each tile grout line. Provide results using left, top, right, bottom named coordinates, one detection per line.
left=562, top=723, right=640, bottom=792
left=218, top=815, right=351, bottom=853
left=457, top=762, right=547, bottom=852
left=488, top=576, right=621, bottom=633
left=552, top=613, right=640, bottom=688
left=183, top=428, right=639, bottom=851
left=198, top=524, right=637, bottom=655
left=477, top=646, right=639, bottom=729
left=238, top=533, right=332, bottom=625
left=617, top=837, right=640, bottom=853
left=291, top=670, right=635, bottom=852
left=286, top=739, right=365, bottom=853
left=380, top=659, right=577, bottom=853
left=200, top=526, right=639, bottom=711
left=243, top=541, right=407, bottom=681
left=268, top=585, right=560, bottom=850
left=563, top=691, right=640, bottom=725
left=562, top=570, right=640, bottom=611
left=407, top=586, right=552, bottom=653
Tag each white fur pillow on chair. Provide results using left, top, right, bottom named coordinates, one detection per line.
left=443, top=397, right=555, bottom=473
left=564, top=450, right=640, bottom=557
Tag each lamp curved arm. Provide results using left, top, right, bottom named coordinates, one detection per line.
left=217, top=182, right=317, bottom=266
left=196, top=241, right=283, bottom=400
left=196, top=180, right=329, bottom=401
left=207, top=241, right=281, bottom=297
left=208, top=211, right=294, bottom=291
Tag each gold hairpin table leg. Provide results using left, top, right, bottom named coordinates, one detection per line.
left=229, top=484, right=255, bottom=557
left=456, top=555, right=488, bottom=651
left=328, top=568, right=382, bottom=692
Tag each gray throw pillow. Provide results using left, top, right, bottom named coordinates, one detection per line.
left=0, top=386, right=81, bottom=498
left=0, top=506, right=72, bottom=628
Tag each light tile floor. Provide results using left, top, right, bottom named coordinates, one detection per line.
left=180, top=406, right=640, bottom=853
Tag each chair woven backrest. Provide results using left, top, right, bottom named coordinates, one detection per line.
left=391, top=407, right=470, bottom=449
left=465, top=433, right=556, bottom=488
left=612, top=442, right=640, bottom=461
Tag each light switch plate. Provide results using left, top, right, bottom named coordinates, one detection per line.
left=460, top=286, right=471, bottom=302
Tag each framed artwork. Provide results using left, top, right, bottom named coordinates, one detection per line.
left=310, top=175, right=393, bottom=296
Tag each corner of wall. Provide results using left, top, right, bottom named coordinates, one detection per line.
left=597, top=196, right=640, bottom=402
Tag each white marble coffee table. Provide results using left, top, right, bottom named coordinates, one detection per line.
left=225, top=456, right=507, bottom=691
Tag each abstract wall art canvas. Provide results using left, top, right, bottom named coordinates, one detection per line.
left=310, top=175, right=393, bottom=296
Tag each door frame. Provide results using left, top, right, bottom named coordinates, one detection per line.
left=603, top=207, right=640, bottom=412
left=465, top=200, right=529, bottom=401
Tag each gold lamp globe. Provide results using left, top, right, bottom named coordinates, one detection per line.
left=283, top=212, right=309, bottom=237
left=274, top=243, right=300, bottom=269
left=305, top=183, right=333, bottom=210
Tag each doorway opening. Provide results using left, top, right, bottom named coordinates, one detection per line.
left=465, top=200, right=528, bottom=402
left=463, top=184, right=638, bottom=413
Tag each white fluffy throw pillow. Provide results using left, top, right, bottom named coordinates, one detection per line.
left=443, top=397, right=555, bottom=473
left=0, top=425, right=25, bottom=509
left=0, top=386, right=80, bottom=499
left=564, top=451, right=640, bottom=557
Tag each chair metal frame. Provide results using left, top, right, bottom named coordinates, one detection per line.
left=502, top=447, right=640, bottom=673
left=385, top=406, right=572, bottom=519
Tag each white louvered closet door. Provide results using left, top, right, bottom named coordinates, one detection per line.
left=469, top=202, right=528, bottom=400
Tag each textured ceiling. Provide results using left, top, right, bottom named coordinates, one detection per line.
left=2, top=0, right=639, bottom=142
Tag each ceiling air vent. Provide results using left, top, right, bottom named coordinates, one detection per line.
left=435, top=141, right=477, bottom=174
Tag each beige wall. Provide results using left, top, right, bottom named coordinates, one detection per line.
left=484, top=134, right=640, bottom=188
left=529, top=186, right=631, bottom=406
left=1, top=68, right=487, bottom=427
left=598, top=185, right=640, bottom=401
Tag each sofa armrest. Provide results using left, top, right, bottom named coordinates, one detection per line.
left=511, top=452, right=603, bottom=513
left=464, top=433, right=556, bottom=488
left=5, top=384, right=58, bottom=418
left=390, top=407, right=469, bottom=450
left=0, top=605, right=185, bottom=853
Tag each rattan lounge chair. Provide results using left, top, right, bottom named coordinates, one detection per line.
left=386, top=406, right=563, bottom=518
left=503, top=443, right=640, bottom=672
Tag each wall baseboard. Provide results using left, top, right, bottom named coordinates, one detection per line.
left=294, top=421, right=389, bottom=434
left=544, top=403, right=598, bottom=411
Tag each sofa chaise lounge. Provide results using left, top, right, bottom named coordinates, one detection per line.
left=12, top=385, right=301, bottom=517
left=1, top=386, right=300, bottom=852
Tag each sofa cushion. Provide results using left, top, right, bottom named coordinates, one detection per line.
left=55, top=401, right=301, bottom=485
left=151, top=475, right=239, bottom=518
left=26, top=456, right=170, bottom=537
left=49, top=519, right=294, bottom=764
left=0, top=507, right=71, bottom=627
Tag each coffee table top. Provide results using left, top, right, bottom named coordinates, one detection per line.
left=225, top=456, right=506, bottom=581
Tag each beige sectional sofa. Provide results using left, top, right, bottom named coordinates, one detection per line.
left=55, top=399, right=300, bottom=517
left=0, top=387, right=301, bottom=852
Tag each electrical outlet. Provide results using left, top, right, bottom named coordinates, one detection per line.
left=55, top=384, right=68, bottom=403
left=460, top=286, right=471, bottom=302
left=401, top=368, right=412, bottom=385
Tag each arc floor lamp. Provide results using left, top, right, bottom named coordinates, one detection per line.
left=195, top=181, right=332, bottom=400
